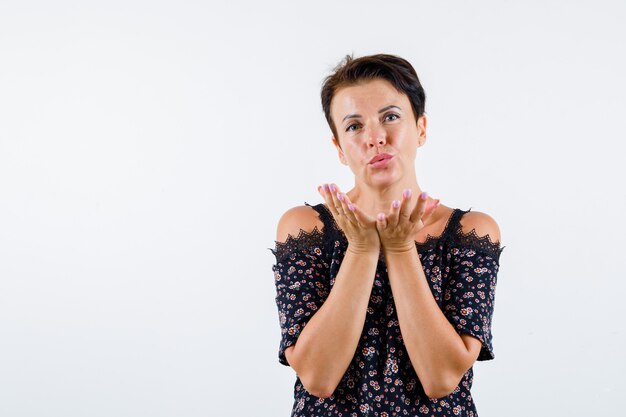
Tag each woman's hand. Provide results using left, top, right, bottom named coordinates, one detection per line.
left=376, top=189, right=440, bottom=254
left=318, top=183, right=380, bottom=255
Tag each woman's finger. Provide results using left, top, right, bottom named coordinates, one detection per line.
left=319, top=183, right=340, bottom=219
left=397, top=188, right=412, bottom=226
left=422, top=199, right=441, bottom=222
left=318, top=183, right=338, bottom=218
left=337, top=191, right=355, bottom=225
left=409, top=191, right=429, bottom=223
left=328, top=183, right=345, bottom=219
left=376, top=212, right=387, bottom=230
left=339, top=192, right=360, bottom=226
left=388, top=199, right=402, bottom=229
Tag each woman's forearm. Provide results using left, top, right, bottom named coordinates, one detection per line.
left=384, top=248, right=472, bottom=398
left=290, top=246, right=378, bottom=398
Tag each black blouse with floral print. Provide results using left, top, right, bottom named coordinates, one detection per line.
left=270, top=202, right=505, bottom=417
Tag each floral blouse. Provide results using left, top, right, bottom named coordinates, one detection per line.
left=270, top=202, right=505, bottom=417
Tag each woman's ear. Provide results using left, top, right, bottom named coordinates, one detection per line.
left=417, top=114, right=427, bottom=147
left=332, top=136, right=348, bottom=166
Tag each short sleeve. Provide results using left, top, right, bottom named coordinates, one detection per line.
left=443, top=245, right=502, bottom=361
left=270, top=229, right=330, bottom=367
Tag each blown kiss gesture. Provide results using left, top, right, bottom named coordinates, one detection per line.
left=318, top=183, right=441, bottom=255
left=376, top=187, right=441, bottom=254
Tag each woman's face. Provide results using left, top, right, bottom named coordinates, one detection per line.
left=330, top=78, right=426, bottom=188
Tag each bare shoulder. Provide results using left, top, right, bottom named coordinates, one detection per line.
left=275, top=205, right=325, bottom=244
left=459, top=210, right=502, bottom=245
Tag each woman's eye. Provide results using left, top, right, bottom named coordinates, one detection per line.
left=385, top=114, right=399, bottom=122
left=346, top=124, right=360, bottom=132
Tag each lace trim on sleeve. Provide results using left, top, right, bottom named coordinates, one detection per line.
left=269, top=226, right=325, bottom=264
left=450, top=215, right=506, bottom=262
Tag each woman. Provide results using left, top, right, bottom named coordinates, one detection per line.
left=271, top=54, right=505, bottom=416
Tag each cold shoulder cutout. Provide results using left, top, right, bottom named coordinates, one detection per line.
left=272, top=204, right=326, bottom=263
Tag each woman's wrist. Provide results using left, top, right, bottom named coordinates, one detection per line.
left=346, top=242, right=380, bottom=256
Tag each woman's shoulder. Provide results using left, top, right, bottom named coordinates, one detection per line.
left=457, top=209, right=502, bottom=247
left=270, top=203, right=331, bottom=263
left=448, top=207, right=504, bottom=260
left=275, top=204, right=325, bottom=245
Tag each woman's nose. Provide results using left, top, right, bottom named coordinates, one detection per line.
left=367, top=125, right=387, bottom=147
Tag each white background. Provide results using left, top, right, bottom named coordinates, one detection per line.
left=1, top=1, right=624, bottom=416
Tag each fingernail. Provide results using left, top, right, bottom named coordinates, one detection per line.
left=323, top=184, right=329, bottom=191
left=377, top=213, right=385, bottom=221
left=330, top=184, right=336, bottom=193
left=348, top=203, right=355, bottom=211
left=392, top=200, right=400, bottom=208
left=403, top=189, right=412, bottom=198
left=337, top=193, right=344, bottom=201
left=420, top=192, right=428, bottom=200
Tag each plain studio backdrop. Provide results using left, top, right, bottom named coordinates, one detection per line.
left=0, top=1, right=624, bottom=416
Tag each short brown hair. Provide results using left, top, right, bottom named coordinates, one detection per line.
left=321, top=53, right=427, bottom=142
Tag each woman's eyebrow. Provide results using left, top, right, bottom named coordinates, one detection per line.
left=342, top=105, right=402, bottom=123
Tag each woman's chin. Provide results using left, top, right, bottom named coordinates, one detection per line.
left=369, top=168, right=402, bottom=182
left=368, top=171, right=401, bottom=187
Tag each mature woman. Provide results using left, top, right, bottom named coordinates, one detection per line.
left=271, top=54, right=505, bottom=417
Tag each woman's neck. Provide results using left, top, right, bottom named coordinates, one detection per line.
left=346, top=180, right=425, bottom=218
